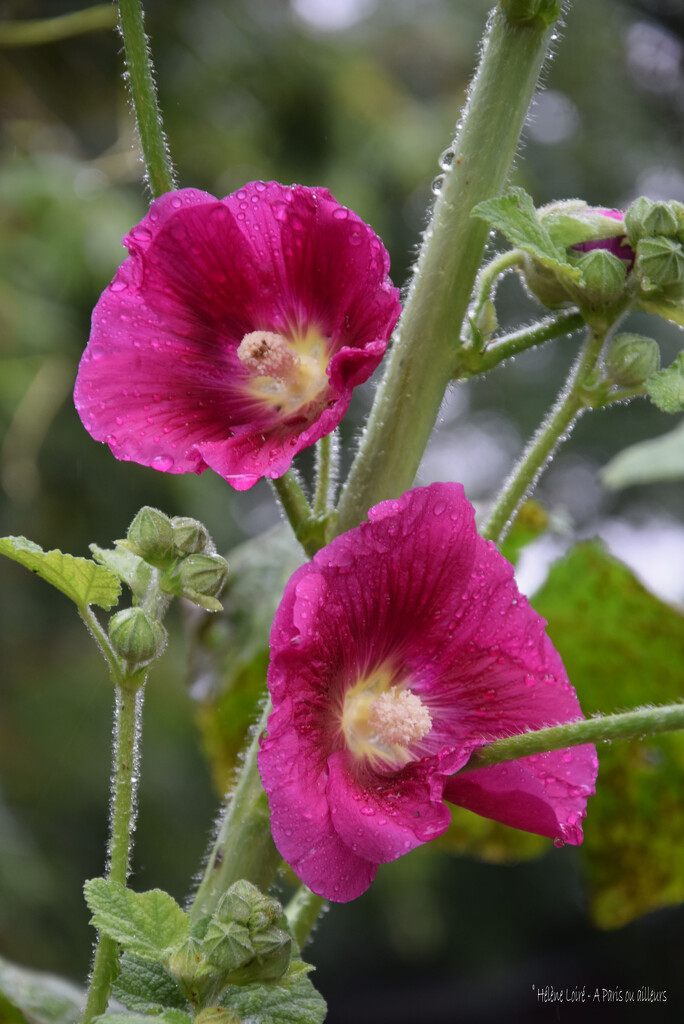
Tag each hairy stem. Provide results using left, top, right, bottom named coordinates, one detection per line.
left=83, top=683, right=144, bottom=1023
left=285, top=887, right=327, bottom=949
left=461, top=703, right=684, bottom=773
left=481, top=326, right=605, bottom=545
left=117, top=0, right=176, bottom=197
left=335, top=3, right=562, bottom=534
left=190, top=701, right=281, bottom=922
left=457, top=309, right=585, bottom=378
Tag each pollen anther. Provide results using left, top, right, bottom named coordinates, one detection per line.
left=369, top=687, right=432, bottom=747
left=237, top=330, right=299, bottom=379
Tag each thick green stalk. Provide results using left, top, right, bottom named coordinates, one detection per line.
left=190, top=701, right=282, bottom=922
left=117, top=0, right=176, bottom=198
left=335, top=3, right=562, bottom=534
left=83, top=683, right=143, bottom=1023
left=0, top=4, right=115, bottom=46
left=313, top=434, right=334, bottom=515
left=481, top=326, right=605, bottom=545
left=462, top=703, right=684, bottom=773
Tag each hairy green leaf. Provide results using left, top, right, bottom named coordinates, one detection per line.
left=645, top=351, right=684, bottom=413
left=0, top=536, right=121, bottom=610
left=472, top=187, right=581, bottom=281
left=84, top=879, right=189, bottom=961
left=113, top=955, right=186, bottom=1014
left=0, top=954, right=83, bottom=1024
left=532, top=540, right=684, bottom=927
left=220, top=972, right=326, bottom=1024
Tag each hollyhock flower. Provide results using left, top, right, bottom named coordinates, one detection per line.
left=74, top=183, right=400, bottom=490
left=258, top=483, right=598, bottom=902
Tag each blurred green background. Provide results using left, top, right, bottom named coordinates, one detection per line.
left=1, top=1, right=683, bottom=1021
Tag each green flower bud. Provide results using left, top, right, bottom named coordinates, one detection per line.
left=520, top=255, right=574, bottom=309
left=625, top=197, right=682, bottom=243
left=635, top=235, right=684, bottom=298
left=179, top=553, right=228, bottom=601
left=126, top=506, right=174, bottom=567
left=605, top=333, right=661, bottom=387
left=215, top=880, right=262, bottom=927
left=109, top=608, right=166, bottom=670
left=570, top=248, right=627, bottom=306
left=202, top=919, right=254, bottom=974
left=224, top=926, right=291, bottom=986
left=168, top=935, right=216, bottom=1006
left=171, top=515, right=211, bottom=555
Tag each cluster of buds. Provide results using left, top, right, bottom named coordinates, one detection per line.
left=625, top=197, right=684, bottom=300
left=168, top=881, right=291, bottom=1007
left=122, top=506, right=228, bottom=611
left=107, top=507, right=228, bottom=675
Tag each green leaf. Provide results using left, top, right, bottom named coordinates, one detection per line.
left=472, top=187, right=582, bottom=281
left=220, top=973, right=326, bottom=1024
left=0, top=536, right=121, bottom=610
left=645, top=351, right=684, bottom=413
left=84, top=879, right=190, bottom=961
left=190, top=526, right=305, bottom=792
left=638, top=294, right=684, bottom=327
left=0, top=953, right=83, bottom=1024
left=112, top=955, right=187, bottom=1014
left=90, top=543, right=154, bottom=603
left=499, top=498, right=550, bottom=566
left=532, top=540, right=684, bottom=928
left=601, top=421, right=684, bottom=488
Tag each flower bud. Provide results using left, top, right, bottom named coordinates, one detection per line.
left=624, top=197, right=683, bottom=243
left=635, top=235, right=684, bottom=298
left=171, top=516, right=211, bottom=555
left=108, top=607, right=166, bottom=670
left=202, top=919, right=254, bottom=974
left=168, top=936, right=215, bottom=1006
left=223, top=925, right=291, bottom=985
left=126, top=507, right=174, bottom=567
left=179, top=553, right=228, bottom=600
left=605, top=333, right=661, bottom=387
left=570, top=248, right=627, bottom=306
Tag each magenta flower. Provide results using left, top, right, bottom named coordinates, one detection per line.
left=74, top=183, right=400, bottom=490
left=258, top=483, right=598, bottom=902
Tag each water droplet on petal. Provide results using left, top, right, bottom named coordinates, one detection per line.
left=152, top=454, right=174, bottom=471
left=360, top=806, right=375, bottom=817
left=333, top=207, right=349, bottom=220
left=110, top=279, right=127, bottom=292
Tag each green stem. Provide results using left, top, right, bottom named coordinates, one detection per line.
left=285, top=887, right=327, bottom=949
left=0, top=4, right=115, bottom=46
left=481, top=326, right=605, bottom=545
left=313, top=433, right=334, bottom=516
left=190, top=701, right=282, bottom=922
left=83, top=682, right=144, bottom=1023
left=79, top=606, right=124, bottom=687
left=467, top=249, right=524, bottom=346
left=335, top=4, right=561, bottom=535
left=117, top=0, right=176, bottom=198
left=461, top=703, right=684, bottom=773
left=457, top=310, right=585, bottom=378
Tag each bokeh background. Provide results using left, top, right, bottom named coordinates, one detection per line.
left=1, top=0, right=683, bottom=1021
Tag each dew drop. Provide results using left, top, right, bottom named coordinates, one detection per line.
left=152, top=454, right=174, bottom=471
left=359, top=806, right=375, bottom=817
left=255, top=181, right=267, bottom=192
left=333, top=207, right=349, bottom=220
left=439, top=147, right=455, bottom=170
left=171, top=196, right=183, bottom=208
left=431, top=174, right=445, bottom=195
left=433, top=500, right=447, bottom=516
left=110, top=279, right=128, bottom=292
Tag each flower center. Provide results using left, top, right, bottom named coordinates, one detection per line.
left=341, top=675, right=432, bottom=770
left=237, top=330, right=329, bottom=413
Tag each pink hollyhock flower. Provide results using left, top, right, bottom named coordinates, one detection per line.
left=74, top=183, right=400, bottom=490
left=258, top=483, right=598, bottom=902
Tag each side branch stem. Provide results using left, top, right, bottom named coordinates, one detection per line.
left=458, top=310, right=585, bottom=378
left=481, top=326, right=604, bottom=545
left=117, top=0, right=176, bottom=197
left=462, top=703, right=684, bottom=773
left=335, top=5, right=561, bottom=534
